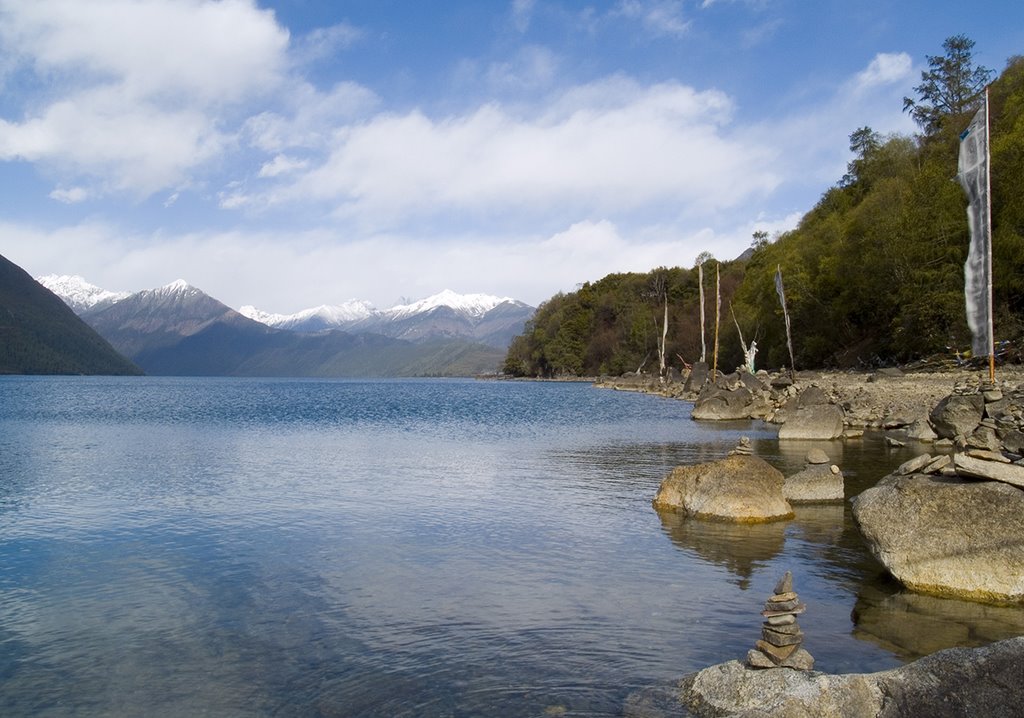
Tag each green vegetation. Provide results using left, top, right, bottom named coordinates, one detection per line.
left=0, top=254, right=143, bottom=375
left=506, top=40, right=1024, bottom=377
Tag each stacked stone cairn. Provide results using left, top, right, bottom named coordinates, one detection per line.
left=728, top=436, right=753, bottom=457
left=746, top=571, right=814, bottom=670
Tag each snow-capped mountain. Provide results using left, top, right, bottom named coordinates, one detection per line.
left=239, top=300, right=375, bottom=332
left=242, top=289, right=534, bottom=348
left=382, top=289, right=513, bottom=320
left=36, top=274, right=131, bottom=313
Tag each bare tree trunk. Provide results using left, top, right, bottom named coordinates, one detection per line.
left=658, top=290, right=669, bottom=383
left=698, top=263, right=706, bottom=364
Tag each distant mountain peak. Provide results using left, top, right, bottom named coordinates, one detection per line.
left=386, top=289, right=516, bottom=319
left=36, top=274, right=131, bottom=312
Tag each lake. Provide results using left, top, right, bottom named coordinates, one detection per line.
left=2, top=376, right=1022, bottom=717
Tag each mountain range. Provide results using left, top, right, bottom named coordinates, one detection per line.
left=36, top=275, right=534, bottom=377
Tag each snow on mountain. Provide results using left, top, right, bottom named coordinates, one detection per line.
left=36, top=274, right=131, bottom=313
left=240, top=300, right=376, bottom=330
left=381, top=289, right=515, bottom=320
left=242, top=291, right=519, bottom=331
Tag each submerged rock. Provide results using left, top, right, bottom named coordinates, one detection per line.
left=851, top=472, right=1024, bottom=603
left=653, top=455, right=793, bottom=523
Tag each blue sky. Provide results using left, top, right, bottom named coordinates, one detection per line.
left=1, top=0, right=1022, bottom=311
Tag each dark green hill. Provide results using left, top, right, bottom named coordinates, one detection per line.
left=0, top=254, right=142, bottom=375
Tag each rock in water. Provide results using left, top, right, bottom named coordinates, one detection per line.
left=672, top=637, right=1024, bottom=718
left=851, top=473, right=1024, bottom=603
left=652, top=455, right=793, bottom=523
left=783, top=463, right=844, bottom=503
left=778, top=405, right=844, bottom=440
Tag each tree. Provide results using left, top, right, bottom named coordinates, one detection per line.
left=903, top=35, right=993, bottom=135
left=841, top=126, right=881, bottom=187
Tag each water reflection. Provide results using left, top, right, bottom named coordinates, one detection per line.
left=852, top=580, right=1024, bottom=660
left=655, top=509, right=785, bottom=588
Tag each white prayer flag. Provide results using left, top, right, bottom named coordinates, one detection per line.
left=958, top=97, right=993, bottom=358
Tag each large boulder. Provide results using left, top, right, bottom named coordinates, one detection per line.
left=851, top=473, right=1024, bottom=602
left=653, top=455, right=793, bottom=523
left=691, top=386, right=754, bottom=420
left=653, top=636, right=1024, bottom=718
left=778, top=404, right=845, bottom=440
left=929, top=394, right=984, bottom=439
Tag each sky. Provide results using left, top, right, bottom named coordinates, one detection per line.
left=1, top=0, right=1022, bottom=312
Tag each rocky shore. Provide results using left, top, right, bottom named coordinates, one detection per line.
left=613, top=364, right=1024, bottom=716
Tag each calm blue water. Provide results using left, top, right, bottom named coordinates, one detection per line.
left=2, top=377, right=1022, bottom=717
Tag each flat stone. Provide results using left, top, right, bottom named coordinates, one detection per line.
left=764, top=597, right=801, bottom=612
left=965, top=449, right=1011, bottom=463
left=745, top=649, right=776, bottom=669
left=778, top=647, right=815, bottom=670
left=954, top=453, right=1024, bottom=488
left=773, top=571, right=793, bottom=595
left=886, top=437, right=906, bottom=447
left=762, top=627, right=804, bottom=647
left=762, top=620, right=802, bottom=635
left=984, top=390, right=1004, bottom=403
left=766, top=613, right=797, bottom=626
left=906, top=419, right=938, bottom=442
left=896, top=454, right=933, bottom=475
left=921, top=455, right=952, bottom=474
left=756, top=639, right=799, bottom=661
left=770, top=591, right=798, bottom=602
left=762, top=604, right=805, bottom=618
left=843, top=429, right=864, bottom=440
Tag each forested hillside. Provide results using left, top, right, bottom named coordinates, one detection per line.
left=505, top=39, right=1024, bottom=377
left=0, top=254, right=142, bottom=375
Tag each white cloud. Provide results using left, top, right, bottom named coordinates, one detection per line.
left=291, top=22, right=364, bottom=66
left=852, top=52, right=913, bottom=94
left=48, top=186, right=89, bottom=203
left=510, top=0, right=536, bottom=33
left=0, top=0, right=289, bottom=196
left=258, top=154, right=309, bottom=178
left=259, top=76, right=778, bottom=230
left=485, top=46, right=559, bottom=92
left=614, top=0, right=690, bottom=37
left=243, top=81, right=380, bottom=153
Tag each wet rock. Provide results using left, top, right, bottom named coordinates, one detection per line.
left=852, top=472, right=1024, bottom=602
left=783, top=463, right=844, bottom=503
left=653, top=455, right=794, bottom=523
left=778, top=405, right=845, bottom=440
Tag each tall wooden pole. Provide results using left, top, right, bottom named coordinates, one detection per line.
left=698, top=263, right=706, bottom=364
